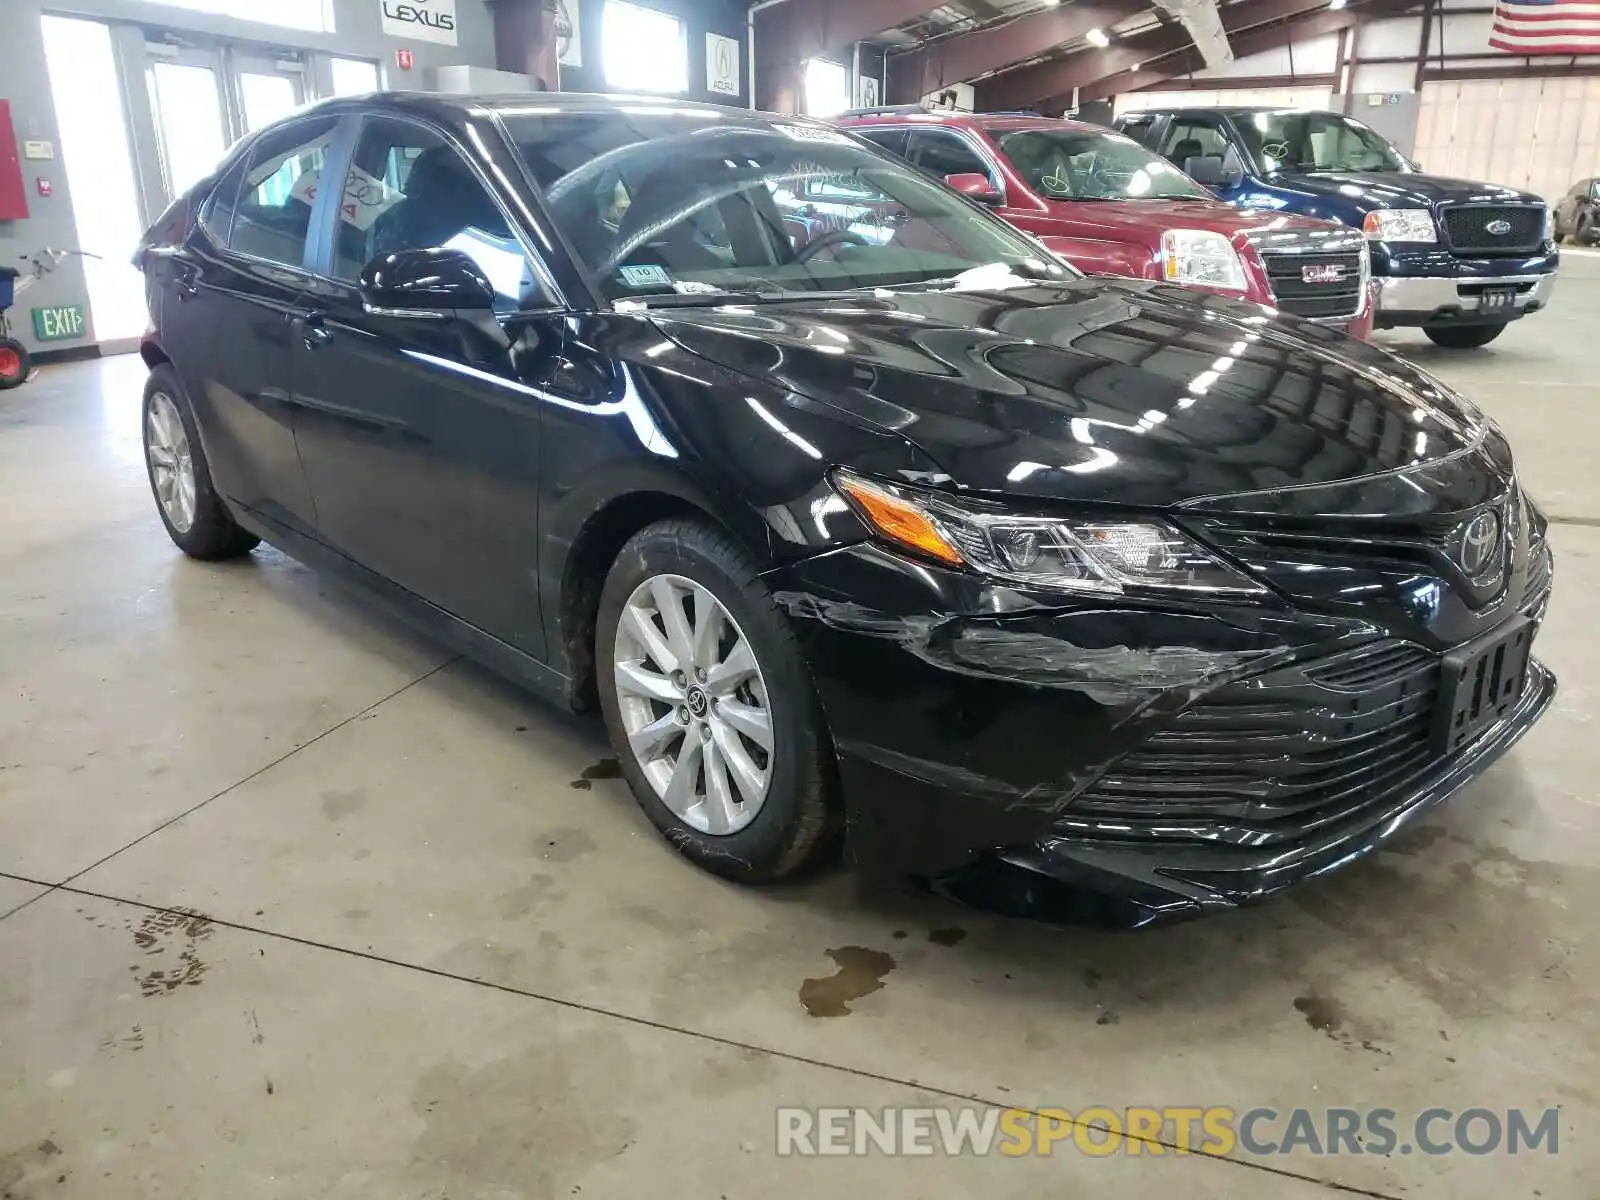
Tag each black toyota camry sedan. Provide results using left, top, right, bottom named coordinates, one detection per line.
left=134, top=92, right=1554, bottom=925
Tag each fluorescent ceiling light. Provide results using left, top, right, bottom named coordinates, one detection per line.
left=1086, top=27, right=1111, bottom=46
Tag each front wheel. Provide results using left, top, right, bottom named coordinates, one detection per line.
left=1577, top=211, right=1597, bottom=246
left=0, top=337, right=30, bottom=390
left=596, top=518, right=837, bottom=882
left=1424, top=324, right=1506, bottom=349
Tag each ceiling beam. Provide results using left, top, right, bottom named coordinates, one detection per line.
left=755, top=0, right=947, bottom=67
left=974, top=0, right=1404, bottom=110
left=884, top=0, right=1147, bottom=103
left=1077, top=0, right=1426, bottom=102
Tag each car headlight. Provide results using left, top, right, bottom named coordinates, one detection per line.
left=833, top=470, right=1265, bottom=596
left=1160, top=229, right=1247, bottom=290
left=1362, top=208, right=1437, bottom=243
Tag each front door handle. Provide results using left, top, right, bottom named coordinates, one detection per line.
left=296, top=310, right=334, bottom=350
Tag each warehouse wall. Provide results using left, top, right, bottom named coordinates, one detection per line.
left=0, top=0, right=495, bottom=353
left=556, top=0, right=751, bottom=106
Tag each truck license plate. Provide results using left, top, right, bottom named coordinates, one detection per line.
left=1478, top=287, right=1517, bottom=314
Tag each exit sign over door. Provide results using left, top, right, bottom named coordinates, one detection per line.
left=32, top=304, right=87, bottom=342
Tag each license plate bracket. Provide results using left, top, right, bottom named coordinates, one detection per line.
left=1478, top=287, right=1517, bottom=315
left=1433, top=616, right=1533, bottom=755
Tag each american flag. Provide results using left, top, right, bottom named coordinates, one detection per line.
left=1491, top=0, right=1600, bottom=55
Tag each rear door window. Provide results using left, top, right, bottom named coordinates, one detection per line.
left=907, top=130, right=999, bottom=191
left=856, top=128, right=909, bottom=158
left=1157, top=118, right=1230, bottom=169
left=1117, top=113, right=1161, bottom=147
left=226, top=116, right=340, bottom=269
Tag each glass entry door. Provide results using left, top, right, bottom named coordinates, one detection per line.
left=233, top=53, right=308, bottom=135
left=147, top=49, right=231, bottom=206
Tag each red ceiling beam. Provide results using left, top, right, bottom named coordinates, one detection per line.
left=884, top=0, right=1147, bottom=103
left=974, top=0, right=1395, bottom=111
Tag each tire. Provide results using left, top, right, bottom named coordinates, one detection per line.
left=596, top=518, right=837, bottom=882
left=0, top=337, right=29, bottom=390
left=1578, top=211, right=1597, bottom=246
left=142, top=365, right=260, bottom=560
left=1424, top=324, right=1506, bottom=350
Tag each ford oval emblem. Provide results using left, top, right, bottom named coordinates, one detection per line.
left=1485, top=219, right=1513, bottom=236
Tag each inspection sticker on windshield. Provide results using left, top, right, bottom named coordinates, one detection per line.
left=618, top=264, right=672, bottom=288
left=773, top=123, right=853, bottom=146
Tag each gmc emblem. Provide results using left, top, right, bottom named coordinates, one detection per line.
left=1302, top=263, right=1348, bottom=284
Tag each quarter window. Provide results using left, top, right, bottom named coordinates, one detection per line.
left=331, top=117, right=544, bottom=313
left=227, top=116, right=340, bottom=268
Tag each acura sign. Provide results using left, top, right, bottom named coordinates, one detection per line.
left=381, top=0, right=458, bottom=46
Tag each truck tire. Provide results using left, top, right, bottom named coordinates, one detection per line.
left=1578, top=211, right=1597, bottom=246
left=1424, top=324, right=1505, bottom=349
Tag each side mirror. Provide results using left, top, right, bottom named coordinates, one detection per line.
left=1183, top=155, right=1239, bottom=188
left=359, top=247, right=496, bottom=318
left=946, top=172, right=1002, bottom=205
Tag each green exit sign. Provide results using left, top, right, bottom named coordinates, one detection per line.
left=32, top=304, right=86, bottom=342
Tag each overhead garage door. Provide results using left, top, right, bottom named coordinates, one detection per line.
left=1416, top=77, right=1600, bottom=204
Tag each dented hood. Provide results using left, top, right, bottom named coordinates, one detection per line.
left=654, top=276, right=1503, bottom=510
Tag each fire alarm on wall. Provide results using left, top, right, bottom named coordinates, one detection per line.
left=35, top=177, right=52, bottom=198
left=396, top=48, right=414, bottom=70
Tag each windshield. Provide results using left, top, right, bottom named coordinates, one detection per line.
left=1230, top=110, right=1409, bottom=175
left=499, top=109, right=1072, bottom=304
left=996, top=128, right=1212, bottom=200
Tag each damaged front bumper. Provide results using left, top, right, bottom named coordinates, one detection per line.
left=766, top=540, right=1555, bottom=927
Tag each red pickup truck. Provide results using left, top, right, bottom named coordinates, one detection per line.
left=834, top=109, right=1374, bottom=338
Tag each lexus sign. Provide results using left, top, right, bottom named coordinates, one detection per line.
left=381, top=0, right=458, bottom=46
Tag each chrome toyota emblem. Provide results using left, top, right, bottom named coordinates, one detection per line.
left=685, top=684, right=709, bottom=719
left=1302, top=263, right=1348, bottom=284
left=1485, top=219, right=1513, bottom=236
left=1457, top=509, right=1501, bottom=579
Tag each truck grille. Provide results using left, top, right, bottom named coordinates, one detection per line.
left=1063, top=639, right=1447, bottom=840
left=1442, top=205, right=1546, bottom=255
left=1261, top=251, right=1365, bottom=320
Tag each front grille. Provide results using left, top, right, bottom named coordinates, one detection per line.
left=1065, top=639, right=1445, bottom=838
left=1261, top=251, right=1364, bottom=320
left=1442, top=205, right=1546, bottom=255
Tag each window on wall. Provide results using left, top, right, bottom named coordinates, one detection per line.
left=135, top=0, right=334, bottom=33
left=603, top=0, right=688, bottom=94
left=803, top=59, right=851, bottom=117
left=329, top=57, right=381, bottom=97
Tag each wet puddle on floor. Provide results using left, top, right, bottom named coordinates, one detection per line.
left=799, top=946, right=896, bottom=1017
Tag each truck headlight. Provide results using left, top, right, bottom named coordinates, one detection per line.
left=833, top=470, right=1266, bottom=596
left=1160, top=229, right=1248, bottom=291
left=1545, top=206, right=1556, bottom=242
left=1362, top=208, right=1437, bottom=243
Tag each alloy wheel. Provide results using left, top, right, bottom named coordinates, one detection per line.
left=612, top=573, right=774, bottom=835
left=146, top=392, right=196, bottom=533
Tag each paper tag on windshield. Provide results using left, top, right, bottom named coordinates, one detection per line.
left=773, top=123, right=853, bottom=146
left=619, top=264, right=672, bottom=288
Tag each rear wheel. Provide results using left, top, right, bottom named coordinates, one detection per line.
left=1578, top=210, right=1597, bottom=245
left=0, top=337, right=29, bottom=390
left=1424, top=324, right=1506, bottom=350
left=142, top=365, right=260, bottom=559
left=596, top=518, right=836, bottom=882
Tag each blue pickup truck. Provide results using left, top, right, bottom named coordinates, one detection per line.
left=1115, top=106, right=1558, bottom=349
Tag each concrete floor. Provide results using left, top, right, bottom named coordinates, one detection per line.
left=3, top=259, right=1598, bottom=1199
